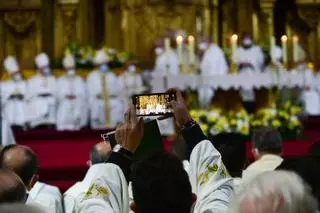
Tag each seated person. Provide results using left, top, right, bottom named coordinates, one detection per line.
left=242, top=126, right=283, bottom=186
left=0, top=145, right=63, bottom=213
left=229, top=171, right=317, bottom=213
left=63, top=142, right=112, bottom=213
left=75, top=89, right=233, bottom=213
left=0, top=169, right=26, bottom=203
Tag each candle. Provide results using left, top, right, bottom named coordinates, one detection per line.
left=230, top=34, right=238, bottom=63
left=293, top=35, right=299, bottom=64
left=176, top=35, right=184, bottom=65
left=164, top=37, right=170, bottom=54
left=270, top=36, right=276, bottom=63
left=188, top=35, right=195, bottom=65
left=281, top=35, right=288, bottom=65
left=164, top=38, right=171, bottom=72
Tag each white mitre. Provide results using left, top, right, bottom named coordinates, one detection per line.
left=63, top=54, right=76, bottom=69
left=94, top=50, right=109, bottom=65
left=4, top=56, right=19, bottom=74
left=35, top=53, right=50, bottom=69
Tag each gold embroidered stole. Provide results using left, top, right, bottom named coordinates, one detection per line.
left=100, top=73, right=110, bottom=127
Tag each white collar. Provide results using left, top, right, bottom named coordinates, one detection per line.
left=28, top=182, right=44, bottom=200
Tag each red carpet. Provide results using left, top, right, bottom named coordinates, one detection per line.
left=14, top=117, right=320, bottom=192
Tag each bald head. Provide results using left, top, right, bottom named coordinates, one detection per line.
left=0, top=145, right=39, bottom=187
left=90, top=142, right=112, bottom=165
left=0, top=169, right=26, bottom=203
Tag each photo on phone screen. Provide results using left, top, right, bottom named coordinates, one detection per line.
left=132, top=93, right=177, bottom=116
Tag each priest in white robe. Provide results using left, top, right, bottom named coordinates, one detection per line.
left=235, top=34, right=264, bottom=109
left=119, top=63, right=146, bottom=106
left=27, top=181, right=63, bottom=213
left=235, top=34, right=264, bottom=73
left=198, top=39, right=229, bottom=107
left=296, top=63, right=320, bottom=115
left=56, top=54, right=88, bottom=131
left=153, top=44, right=179, bottom=76
left=2, top=56, right=28, bottom=128
left=87, top=50, right=125, bottom=129
left=75, top=139, right=232, bottom=213
left=27, top=53, right=57, bottom=128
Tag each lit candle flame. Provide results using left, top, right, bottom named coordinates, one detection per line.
left=176, top=36, right=184, bottom=45
left=281, top=35, right=288, bottom=43
left=231, top=34, right=238, bottom=42
left=293, top=35, right=299, bottom=42
left=188, top=35, right=194, bottom=42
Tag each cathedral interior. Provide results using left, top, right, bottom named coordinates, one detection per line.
left=1, top=0, right=320, bottom=73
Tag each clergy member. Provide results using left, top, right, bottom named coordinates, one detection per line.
left=56, top=54, right=88, bottom=131
left=63, top=142, right=111, bottom=213
left=75, top=104, right=232, bottom=213
left=200, top=38, right=228, bottom=76
left=153, top=39, right=179, bottom=76
left=119, top=62, right=145, bottom=106
left=87, top=50, right=125, bottom=129
left=235, top=34, right=264, bottom=73
left=198, top=38, right=229, bottom=107
left=0, top=145, right=63, bottom=213
left=295, top=62, right=320, bottom=115
left=27, top=53, right=57, bottom=128
left=235, top=34, right=264, bottom=111
left=2, top=56, right=28, bottom=128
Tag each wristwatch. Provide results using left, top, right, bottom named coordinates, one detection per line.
left=181, top=119, right=197, bottom=132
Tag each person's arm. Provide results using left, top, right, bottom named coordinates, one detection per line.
left=76, top=164, right=129, bottom=213
left=168, top=88, right=207, bottom=158
left=181, top=120, right=207, bottom=158
left=107, top=148, right=133, bottom=183
left=107, top=105, right=144, bottom=182
left=189, top=140, right=233, bottom=213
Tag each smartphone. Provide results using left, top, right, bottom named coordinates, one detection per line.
left=132, top=93, right=177, bottom=116
left=107, top=119, right=164, bottom=161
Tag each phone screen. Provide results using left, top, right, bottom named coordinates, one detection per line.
left=132, top=93, right=177, bottom=116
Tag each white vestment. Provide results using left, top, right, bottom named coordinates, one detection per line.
left=87, top=70, right=125, bottom=129
left=199, top=44, right=229, bottom=106
left=76, top=140, right=232, bottom=213
left=27, top=74, right=57, bottom=127
left=1, top=117, right=16, bottom=146
left=201, top=44, right=228, bottom=76
left=64, top=164, right=105, bottom=213
left=26, top=182, right=63, bottom=213
left=189, top=140, right=233, bottom=213
left=119, top=72, right=145, bottom=106
left=242, top=154, right=283, bottom=187
left=56, top=75, right=88, bottom=131
left=235, top=46, right=264, bottom=73
left=235, top=46, right=264, bottom=101
left=154, top=49, right=179, bottom=76
left=76, top=164, right=129, bottom=213
left=1, top=80, right=28, bottom=126
left=299, top=69, right=320, bottom=115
